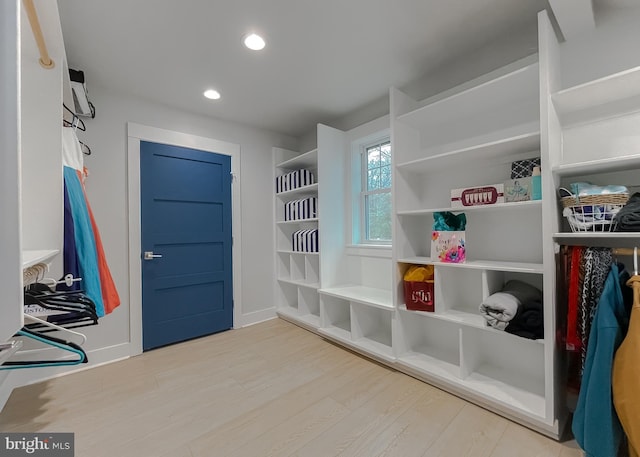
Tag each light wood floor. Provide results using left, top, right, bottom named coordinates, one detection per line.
left=0, top=318, right=583, bottom=457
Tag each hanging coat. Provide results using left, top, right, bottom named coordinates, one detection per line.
left=572, top=263, right=629, bottom=457
left=612, top=275, right=640, bottom=457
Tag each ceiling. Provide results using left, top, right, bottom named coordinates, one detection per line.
left=57, top=0, right=553, bottom=138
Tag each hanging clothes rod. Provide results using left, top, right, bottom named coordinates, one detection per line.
left=22, top=0, right=55, bottom=69
left=612, top=248, right=638, bottom=256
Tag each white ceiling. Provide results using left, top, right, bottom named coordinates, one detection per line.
left=57, top=0, right=552, bottom=137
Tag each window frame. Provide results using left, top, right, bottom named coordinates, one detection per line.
left=357, top=136, right=392, bottom=245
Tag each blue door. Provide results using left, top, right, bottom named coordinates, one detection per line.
left=140, top=141, right=233, bottom=350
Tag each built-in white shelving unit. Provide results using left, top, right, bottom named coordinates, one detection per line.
left=541, top=6, right=640, bottom=243
left=273, top=147, right=321, bottom=330
left=273, top=7, right=640, bottom=442
left=273, top=125, right=348, bottom=332
left=391, top=53, right=554, bottom=435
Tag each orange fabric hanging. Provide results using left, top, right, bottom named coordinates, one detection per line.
left=76, top=169, right=121, bottom=314
left=612, top=275, right=640, bottom=457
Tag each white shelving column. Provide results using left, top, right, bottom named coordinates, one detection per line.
left=0, top=0, right=23, bottom=343
left=390, top=56, right=559, bottom=437
left=273, top=147, right=321, bottom=331
left=315, top=124, right=397, bottom=363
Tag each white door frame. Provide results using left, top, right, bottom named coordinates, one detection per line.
left=127, top=123, right=242, bottom=356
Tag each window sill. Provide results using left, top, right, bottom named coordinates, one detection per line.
left=346, top=244, right=392, bottom=259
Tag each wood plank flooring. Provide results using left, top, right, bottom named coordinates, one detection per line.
left=0, top=318, right=583, bottom=456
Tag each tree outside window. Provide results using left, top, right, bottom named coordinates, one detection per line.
left=362, top=140, right=391, bottom=242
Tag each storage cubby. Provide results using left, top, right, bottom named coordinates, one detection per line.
left=395, top=214, right=433, bottom=259
left=299, top=287, right=320, bottom=319
left=276, top=224, right=297, bottom=252
left=320, top=294, right=351, bottom=341
left=276, top=281, right=299, bottom=312
left=305, top=255, right=320, bottom=285
left=350, top=302, right=393, bottom=360
left=395, top=309, right=461, bottom=380
left=395, top=148, right=538, bottom=213
left=289, top=253, right=305, bottom=282
left=434, top=267, right=484, bottom=321
left=460, top=327, right=545, bottom=418
left=276, top=251, right=291, bottom=280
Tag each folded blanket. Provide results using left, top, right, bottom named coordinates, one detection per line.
left=505, top=299, right=544, bottom=340
left=480, top=280, right=542, bottom=330
left=615, top=192, right=640, bottom=232
left=479, top=293, right=519, bottom=330
left=570, top=182, right=628, bottom=197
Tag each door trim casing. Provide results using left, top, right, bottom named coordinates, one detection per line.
left=127, top=123, right=242, bottom=356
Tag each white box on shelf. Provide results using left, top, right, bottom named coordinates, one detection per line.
left=451, top=184, right=505, bottom=208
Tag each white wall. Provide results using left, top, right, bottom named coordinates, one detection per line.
left=559, top=7, right=640, bottom=89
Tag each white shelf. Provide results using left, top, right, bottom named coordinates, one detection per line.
left=397, top=350, right=545, bottom=419
left=553, top=155, right=640, bottom=177
left=398, top=305, right=545, bottom=344
left=277, top=278, right=320, bottom=289
left=319, top=327, right=395, bottom=364
left=553, top=232, right=640, bottom=247
left=276, top=218, right=319, bottom=225
left=0, top=340, right=23, bottom=366
left=22, top=249, right=60, bottom=269
left=275, top=183, right=318, bottom=197
left=351, top=336, right=395, bottom=363
left=397, top=64, right=539, bottom=130
left=277, top=250, right=319, bottom=256
left=397, top=349, right=461, bottom=380
left=464, top=367, right=546, bottom=419
left=318, top=326, right=351, bottom=344
left=552, top=66, right=640, bottom=119
left=277, top=307, right=320, bottom=329
left=276, top=148, right=318, bottom=170
left=319, top=286, right=393, bottom=310
left=397, top=258, right=544, bottom=274
left=396, top=126, right=540, bottom=173
left=397, top=200, right=542, bottom=216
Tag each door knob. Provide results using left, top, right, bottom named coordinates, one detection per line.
left=144, top=251, right=163, bottom=260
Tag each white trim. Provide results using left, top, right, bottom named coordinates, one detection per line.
left=345, top=244, right=392, bottom=259
left=126, top=123, right=242, bottom=356
left=238, top=308, right=278, bottom=327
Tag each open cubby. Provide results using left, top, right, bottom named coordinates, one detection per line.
left=434, top=267, right=483, bottom=317
left=395, top=309, right=461, bottom=380
left=320, top=294, right=351, bottom=338
left=350, top=302, right=393, bottom=354
left=305, top=255, right=320, bottom=285
left=276, top=281, right=299, bottom=312
left=460, top=327, right=545, bottom=418
left=299, top=286, right=320, bottom=318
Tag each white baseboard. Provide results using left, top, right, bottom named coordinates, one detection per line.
left=0, top=342, right=133, bottom=413
left=236, top=308, right=277, bottom=328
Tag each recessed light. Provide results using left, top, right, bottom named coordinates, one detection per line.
left=203, top=89, right=221, bottom=100
left=244, top=33, right=266, bottom=51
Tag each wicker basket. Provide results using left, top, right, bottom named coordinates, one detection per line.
left=561, top=193, right=629, bottom=232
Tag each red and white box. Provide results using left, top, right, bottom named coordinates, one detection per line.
left=451, top=184, right=504, bottom=208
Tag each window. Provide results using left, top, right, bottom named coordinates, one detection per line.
left=361, top=139, right=391, bottom=243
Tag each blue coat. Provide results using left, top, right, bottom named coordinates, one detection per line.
left=573, top=263, right=629, bottom=457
